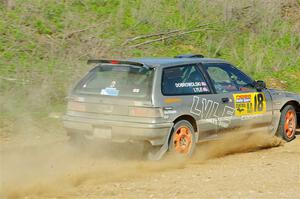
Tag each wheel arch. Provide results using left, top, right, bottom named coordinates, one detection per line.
left=280, top=100, right=300, bottom=128
left=173, top=114, right=198, bottom=132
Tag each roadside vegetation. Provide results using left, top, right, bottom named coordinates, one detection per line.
left=1, top=0, right=300, bottom=132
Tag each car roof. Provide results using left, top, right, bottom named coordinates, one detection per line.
left=126, top=57, right=228, bottom=68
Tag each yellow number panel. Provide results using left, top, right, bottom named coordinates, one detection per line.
left=233, top=92, right=267, bottom=116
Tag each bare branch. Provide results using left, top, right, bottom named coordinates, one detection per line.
left=129, top=28, right=217, bottom=48
left=123, top=22, right=219, bottom=46
left=122, top=29, right=181, bottom=46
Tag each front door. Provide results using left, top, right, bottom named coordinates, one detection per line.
left=202, top=63, right=273, bottom=134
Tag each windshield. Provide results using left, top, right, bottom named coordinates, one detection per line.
left=74, top=64, right=153, bottom=99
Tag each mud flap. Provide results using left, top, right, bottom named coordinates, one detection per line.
left=147, top=126, right=174, bottom=161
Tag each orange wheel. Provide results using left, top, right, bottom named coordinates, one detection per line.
left=170, top=120, right=196, bottom=156
left=277, top=105, right=297, bottom=142
left=284, top=110, right=296, bottom=138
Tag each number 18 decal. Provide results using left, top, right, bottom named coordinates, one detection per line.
left=233, top=93, right=267, bottom=116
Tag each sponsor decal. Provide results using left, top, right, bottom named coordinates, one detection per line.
left=175, top=81, right=208, bottom=88
left=174, top=81, right=210, bottom=93
left=101, top=87, right=119, bottom=96
left=164, top=98, right=182, bottom=104
left=234, top=92, right=267, bottom=116
left=163, top=110, right=177, bottom=114
left=190, top=96, right=235, bottom=128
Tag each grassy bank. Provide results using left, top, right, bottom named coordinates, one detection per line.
left=1, top=0, right=300, bottom=120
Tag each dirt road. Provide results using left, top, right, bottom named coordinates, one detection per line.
left=0, top=130, right=299, bottom=199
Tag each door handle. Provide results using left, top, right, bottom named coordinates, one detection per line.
left=222, top=97, right=230, bottom=103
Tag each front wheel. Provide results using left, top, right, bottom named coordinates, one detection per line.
left=277, top=105, right=297, bottom=142
left=169, top=120, right=196, bottom=156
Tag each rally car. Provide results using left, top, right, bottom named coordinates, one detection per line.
left=63, top=54, right=300, bottom=159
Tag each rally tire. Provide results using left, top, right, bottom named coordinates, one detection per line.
left=169, top=120, right=196, bottom=157
left=277, top=105, right=297, bottom=142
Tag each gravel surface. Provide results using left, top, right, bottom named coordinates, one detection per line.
left=1, top=130, right=299, bottom=199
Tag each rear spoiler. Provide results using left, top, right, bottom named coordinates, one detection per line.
left=87, top=59, right=151, bottom=69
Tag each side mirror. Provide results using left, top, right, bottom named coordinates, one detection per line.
left=254, top=80, right=267, bottom=91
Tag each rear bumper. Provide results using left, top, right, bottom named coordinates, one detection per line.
left=63, top=115, right=172, bottom=146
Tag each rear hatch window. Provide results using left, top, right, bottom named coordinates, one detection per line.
left=74, top=64, right=153, bottom=99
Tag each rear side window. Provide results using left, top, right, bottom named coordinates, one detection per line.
left=162, top=65, right=210, bottom=95
left=74, top=64, right=153, bottom=99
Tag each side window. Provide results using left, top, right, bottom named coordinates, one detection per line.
left=204, top=63, right=255, bottom=94
left=162, top=65, right=210, bottom=95
left=207, top=67, right=232, bottom=83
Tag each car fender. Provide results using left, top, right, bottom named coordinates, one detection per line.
left=268, top=89, right=300, bottom=134
left=148, top=113, right=198, bottom=160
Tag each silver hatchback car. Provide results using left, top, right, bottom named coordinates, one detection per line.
left=63, top=55, right=300, bottom=159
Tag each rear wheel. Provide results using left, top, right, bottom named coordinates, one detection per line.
left=169, top=120, right=196, bottom=156
left=277, top=105, right=297, bottom=142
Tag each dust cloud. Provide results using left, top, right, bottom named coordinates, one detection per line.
left=0, top=129, right=283, bottom=199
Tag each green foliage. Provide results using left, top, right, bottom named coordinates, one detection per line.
left=0, top=0, right=300, bottom=117
left=35, top=20, right=52, bottom=34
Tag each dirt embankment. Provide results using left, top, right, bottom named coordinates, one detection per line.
left=1, top=130, right=299, bottom=199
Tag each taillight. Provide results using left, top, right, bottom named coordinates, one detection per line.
left=128, top=107, right=162, bottom=118
left=67, top=101, right=86, bottom=112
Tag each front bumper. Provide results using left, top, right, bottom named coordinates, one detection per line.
left=63, top=115, right=172, bottom=146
